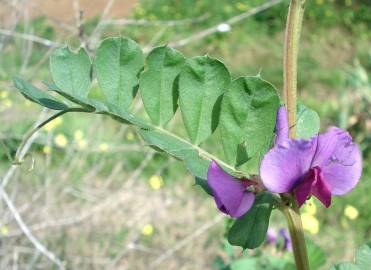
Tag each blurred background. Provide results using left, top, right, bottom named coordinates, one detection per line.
left=0, top=0, right=370, bottom=269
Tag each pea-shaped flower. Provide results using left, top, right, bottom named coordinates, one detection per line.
left=261, top=106, right=362, bottom=207
left=207, top=161, right=255, bottom=218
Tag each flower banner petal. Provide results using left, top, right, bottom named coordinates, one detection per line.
left=275, top=106, right=289, bottom=145
left=312, top=127, right=362, bottom=195
left=260, top=138, right=317, bottom=193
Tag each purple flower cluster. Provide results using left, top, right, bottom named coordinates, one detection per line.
left=207, top=106, right=362, bottom=218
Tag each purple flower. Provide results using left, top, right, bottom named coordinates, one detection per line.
left=261, top=106, right=362, bottom=207
left=279, top=228, right=292, bottom=251
left=267, top=228, right=278, bottom=244
left=207, top=161, right=255, bottom=218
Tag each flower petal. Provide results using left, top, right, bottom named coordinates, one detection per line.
left=260, top=138, right=317, bottom=193
left=207, top=161, right=255, bottom=217
left=279, top=228, right=292, bottom=251
left=312, top=127, right=362, bottom=195
left=232, top=192, right=256, bottom=217
left=311, top=169, right=331, bottom=208
left=294, top=167, right=331, bottom=207
left=275, top=106, right=289, bottom=145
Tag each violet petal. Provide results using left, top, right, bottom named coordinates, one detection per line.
left=260, top=138, right=317, bottom=193
left=311, top=168, right=332, bottom=208
left=275, top=106, right=289, bottom=145
left=294, top=167, right=331, bottom=207
left=312, top=127, right=362, bottom=195
left=207, top=161, right=255, bottom=218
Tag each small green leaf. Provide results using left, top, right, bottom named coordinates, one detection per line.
left=50, top=46, right=92, bottom=98
left=179, top=55, right=230, bottom=144
left=228, top=192, right=274, bottom=249
left=296, top=102, right=320, bottom=139
left=139, top=128, right=210, bottom=178
left=220, top=76, right=279, bottom=169
left=96, top=37, right=144, bottom=109
left=355, top=244, right=371, bottom=269
left=13, top=77, right=68, bottom=110
left=140, top=46, right=185, bottom=125
left=195, top=177, right=213, bottom=195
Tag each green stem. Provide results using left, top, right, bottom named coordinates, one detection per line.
left=283, top=203, right=310, bottom=270
left=283, top=0, right=309, bottom=269
left=284, top=0, right=305, bottom=137
left=14, top=108, right=91, bottom=163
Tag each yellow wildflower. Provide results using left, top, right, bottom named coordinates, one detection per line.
left=99, top=143, right=109, bottom=152
left=141, top=224, right=154, bottom=236
left=43, top=146, right=52, bottom=154
left=126, top=131, right=135, bottom=141
left=315, top=0, right=324, bottom=5
left=149, top=175, right=164, bottom=190
left=24, top=100, right=32, bottom=107
left=0, top=91, right=8, bottom=99
left=77, top=139, right=87, bottom=149
left=344, top=205, right=358, bottom=220
left=303, top=199, right=317, bottom=215
left=3, top=99, right=12, bottom=108
left=44, top=118, right=62, bottom=131
left=301, top=213, right=319, bottom=234
left=1, top=225, right=9, bottom=235
left=54, top=134, right=68, bottom=148
left=74, top=130, right=84, bottom=140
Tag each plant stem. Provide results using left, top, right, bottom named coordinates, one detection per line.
left=14, top=108, right=91, bottom=163
left=284, top=0, right=305, bottom=137
left=283, top=0, right=309, bottom=269
left=283, top=202, right=310, bottom=270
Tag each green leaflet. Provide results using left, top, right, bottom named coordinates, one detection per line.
left=13, top=77, right=68, bottom=110
left=228, top=192, right=274, bottom=249
left=44, top=81, right=95, bottom=110
left=140, top=46, right=185, bottom=126
left=45, top=81, right=150, bottom=128
left=179, top=55, right=230, bottom=144
left=139, top=128, right=210, bottom=178
left=96, top=37, right=144, bottom=109
left=355, top=244, right=371, bottom=269
left=50, top=46, right=92, bottom=99
left=296, top=102, right=320, bottom=139
left=220, top=76, right=279, bottom=169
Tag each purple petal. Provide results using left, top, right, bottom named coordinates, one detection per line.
left=294, top=169, right=315, bottom=207
left=279, top=228, right=292, bottom=251
left=267, top=228, right=278, bottom=243
left=275, top=106, right=289, bottom=145
left=207, top=161, right=255, bottom=218
left=260, top=138, right=317, bottom=193
left=312, top=127, right=362, bottom=195
left=294, top=167, right=331, bottom=207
